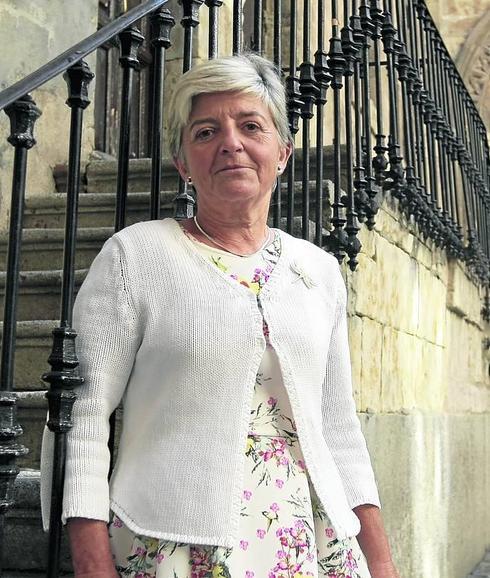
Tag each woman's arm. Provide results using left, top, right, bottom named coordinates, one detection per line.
left=353, top=504, right=400, bottom=578
left=67, top=518, right=119, bottom=578
left=40, top=236, right=142, bottom=529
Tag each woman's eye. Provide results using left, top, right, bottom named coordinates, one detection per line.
left=195, top=128, right=214, bottom=140
left=244, top=122, right=260, bottom=132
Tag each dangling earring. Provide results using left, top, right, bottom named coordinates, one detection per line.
left=187, top=176, right=193, bottom=184
left=277, top=166, right=282, bottom=174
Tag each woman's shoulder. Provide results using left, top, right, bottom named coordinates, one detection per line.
left=107, top=218, right=180, bottom=256
left=278, top=228, right=339, bottom=268
left=113, top=217, right=176, bottom=242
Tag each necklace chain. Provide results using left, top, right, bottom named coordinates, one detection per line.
left=193, top=216, right=272, bottom=258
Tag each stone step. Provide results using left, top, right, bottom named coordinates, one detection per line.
left=0, top=269, right=87, bottom=321
left=0, top=226, right=112, bottom=271
left=24, top=190, right=176, bottom=229
left=5, top=470, right=72, bottom=574
left=0, top=320, right=59, bottom=390
left=54, top=157, right=181, bottom=195
left=34, top=177, right=335, bottom=227
left=16, top=390, right=48, bottom=470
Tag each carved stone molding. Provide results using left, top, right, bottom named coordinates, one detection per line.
left=456, top=8, right=490, bottom=130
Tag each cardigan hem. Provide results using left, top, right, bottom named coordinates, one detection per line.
left=110, top=500, right=237, bottom=549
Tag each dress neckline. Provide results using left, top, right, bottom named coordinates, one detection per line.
left=166, top=218, right=286, bottom=300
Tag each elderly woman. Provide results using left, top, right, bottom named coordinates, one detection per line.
left=41, top=53, right=399, bottom=578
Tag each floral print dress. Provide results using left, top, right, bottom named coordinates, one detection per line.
left=109, top=230, right=370, bottom=578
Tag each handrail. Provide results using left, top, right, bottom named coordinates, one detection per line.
left=0, top=0, right=169, bottom=111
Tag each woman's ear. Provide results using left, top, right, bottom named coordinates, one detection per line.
left=173, top=156, right=189, bottom=181
left=278, top=142, right=293, bottom=170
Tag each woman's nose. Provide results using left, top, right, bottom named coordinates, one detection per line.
left=219, top=126, right=244, bottom=153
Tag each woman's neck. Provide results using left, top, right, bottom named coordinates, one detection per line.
left=181, top=209, right=270, bottom=256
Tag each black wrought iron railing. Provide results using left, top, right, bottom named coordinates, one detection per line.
left=0, top=0, right=489, bottom=576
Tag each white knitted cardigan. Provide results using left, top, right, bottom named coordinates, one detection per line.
left=40, top=218, right=380, bottom=546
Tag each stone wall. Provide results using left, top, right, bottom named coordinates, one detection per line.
left=0, top=0, right=98, bottom=228
left=426, top=0, right=490, bottom=130
left=344, top=194, right=490, bottom=578
left=426, top=0, right=490, bottom=60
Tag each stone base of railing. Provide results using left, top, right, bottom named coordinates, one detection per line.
left=5, top=469, right=72, bottom=574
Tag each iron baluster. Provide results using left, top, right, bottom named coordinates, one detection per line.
left=150, top=8, right=175, bottom=220
left=233, top=0, right=243, bottom=54
left=341, top=0, right=362, bottom=269
left=425, top=18, right=447, bottom=247
left=1, top=95, right=41, bottom=391
left=285, top=0, right=301, bottom=234
left=272, top=0, right=282, bottom=228
left=115, top=26, right=144, bottom=232
left=273, top=0, right=281, bottom=68
left=314, top=0, right=331, bottom=246
left=324, top=0, right=349, bottom=263
left=352, top=2, right=369, bottom=227
left=359, top=0, right=379, bottom=228
left=431, top=25, right=452, bottom=249
left=43, top=61, right=93, bottom=577
left=174, top=0, right=203, bottom=220
left=253, top=0, right=263, bottom=54
left=299, top=0, right=317, bottom=240
left=417, top=0, right=440, bottom=243
left=442, top=49, right=464, bottom=255
left=381, top=0, right=404, bottom=201
left=394, top=0, right=418, bottom=218
left=407, top=0, right=428, bottom=231
left=0, top=94, right=39, bottom=571
left=450, top=66, right=470, bottom=248
left=482, top=288, right=490, bottom=323
left=458, top=80, right=479, bottom=270
left=370, top=0, right=388, bottom=187
left=0, top=393, right=28, bottom=570
left=205, top=0, right=223, bottom=59
left=110, top=24, right=145, bottom=471
left=439, top=40, right=459, bottom=253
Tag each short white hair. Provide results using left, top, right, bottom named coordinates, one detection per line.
left=167, top=53, right=292, bottom=160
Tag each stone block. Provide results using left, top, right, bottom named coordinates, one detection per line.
left=16, top=390, right=48, bottom=470
left=348, top=314, right=363, bottom=407
left=360, top=412, right=490, bottom=578
left=447, top=311, right=488, bottom=395
left=374, top=199, right=415, bottom=256
left=358, top=224, right=376, bottom=260
left=417, top=340, right=445, bottom=411
left=447, top=260, right=481, bottom=325
left=372, top=234, right=419, bottom=334
left=380, top=326, right=420, bottom=412
left=417, top=265, right=447, bottom=347
left=410, top=235, right=436, bottom=272
left=4, top=469, right=72, bottom=572
left=0, top=320, right=54, bottom=389
left=359, top=316, right=383, bottom=412
left=85, top=158, right=181, bottom=195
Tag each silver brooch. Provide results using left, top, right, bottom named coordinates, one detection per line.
left=291, top=261, right=316, bottom=288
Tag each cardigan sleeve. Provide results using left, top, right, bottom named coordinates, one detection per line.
left=40, top=235, right=142, bottom=530
left=321, top=263, right=381, bottom=510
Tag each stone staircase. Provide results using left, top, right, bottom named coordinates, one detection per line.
left=2, top=154, right=335, bottom=574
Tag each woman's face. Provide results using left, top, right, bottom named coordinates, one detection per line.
left=174, top=91, right=291, bottom=209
